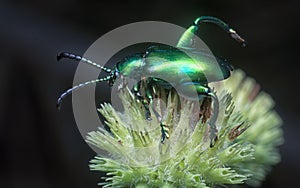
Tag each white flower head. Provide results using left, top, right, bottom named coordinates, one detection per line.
left=87, top=70, right=283, bottom=188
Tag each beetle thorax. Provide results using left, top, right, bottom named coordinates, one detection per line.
left=116, top=54, right=144, bottom=79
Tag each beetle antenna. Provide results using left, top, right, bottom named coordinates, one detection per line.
left=194, top=16, right=247, bottom=47
left=57, top=76, right=111, bottom=110
left=57, top=52, right=112, bottom=73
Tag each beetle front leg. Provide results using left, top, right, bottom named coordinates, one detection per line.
left=132, top=79, right=154, bottom=120
left=132, top=79, right=169, bottom=143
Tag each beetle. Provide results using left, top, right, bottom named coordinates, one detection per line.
left=57, top=16, right=246, bottom=147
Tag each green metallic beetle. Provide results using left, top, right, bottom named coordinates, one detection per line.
left=57, top=16, right=246, bottom=147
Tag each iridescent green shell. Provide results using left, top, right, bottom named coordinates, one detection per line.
left=116, top=46, right=232, bottom=86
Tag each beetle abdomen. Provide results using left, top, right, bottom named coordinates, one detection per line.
left=144, top=47, right=232, bottom=84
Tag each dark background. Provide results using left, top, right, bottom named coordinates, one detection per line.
left=0, top=0, right=299, bottom=187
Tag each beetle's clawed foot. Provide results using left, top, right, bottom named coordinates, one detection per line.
left=207, top=118, right=219, bottom=147
left=210, top=135, right=218, bottom=148
left=208, top=122, right=218, bottom=147
left=145, top=112, right=152, bottom=121
left=228, top=29, right=247, bottom=47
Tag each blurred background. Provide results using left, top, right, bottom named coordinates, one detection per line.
left=0, top=0, right=299, bottom=187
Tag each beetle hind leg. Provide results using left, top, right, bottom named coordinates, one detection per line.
left=198, top=91, right=219, bottom=147
left=131, top=80, right=152, bottom=120
left=176, top=16, right=246, bottom=49
left=197, top=92, right=219, bottom=147
left=207, top=91, right=219, bottom=147
left=178, top=82, right=219, bottom=147
left=199, top=96, right=212, bottom=123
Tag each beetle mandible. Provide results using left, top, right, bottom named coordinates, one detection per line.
left=57, top=16, right=246, bottom=147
